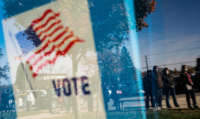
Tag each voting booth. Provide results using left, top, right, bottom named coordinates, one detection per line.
left=0, top=0, right=145, bottom=119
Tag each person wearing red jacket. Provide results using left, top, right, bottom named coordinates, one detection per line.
left=181, top=65, right=198, bottom=109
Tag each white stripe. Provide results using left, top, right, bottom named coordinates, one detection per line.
left=28, top=28, right=73, bottom=66
left=36, top=20, right=62, bottom=39
left=31, top=11, right=59, bottom=32
left=31, top=36, right=76, bottom=73
left=38, top=24, right=64, bottom=41
left=27, top=25, right=67, bottom=60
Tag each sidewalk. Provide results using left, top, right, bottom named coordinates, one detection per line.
left=162, top=92, right=200, bottom=109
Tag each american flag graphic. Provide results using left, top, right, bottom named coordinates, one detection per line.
left=24, top=9, right=84, bottom=78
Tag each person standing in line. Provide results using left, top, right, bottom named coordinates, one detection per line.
left=195, top=58, right=200, bottom=91
left=152, top=66, right=163, bottom=109
left=143, top=70, right=154, bottom=109
left=162, top=68, right=179, bottom=108
left=181, top=65, right=199, bottom=109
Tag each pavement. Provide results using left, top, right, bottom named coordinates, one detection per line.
left=161, top=93, right=200, bottom=109
left=1, top=93, right=200, bottom=119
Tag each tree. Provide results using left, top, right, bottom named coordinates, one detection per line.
left=120, top=47, right=136, bottom=83
left=134, top=0, right=156, bottom=31
left=0, top=48, right=9, bottom=85
left=119, top=47, right=138, bottom=97
left=2, top=0, right=157, bottom=116
left=0, top=49, right=16, bottom=116
left=2, top=0, right=156, bottom=32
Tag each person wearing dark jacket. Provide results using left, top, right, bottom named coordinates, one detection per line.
left=162, top=68, right=179, bottom=108
left=181, top=65, right=198, bottom=109
left=143, top=70, right=154, bottom=109
left=152, top=66, right=163, bottom=109
left=195, top=58, right=200, bottom=91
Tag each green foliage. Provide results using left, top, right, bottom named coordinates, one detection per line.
left=134, top=0, right=156, bottom=31
left=147, top=110, right=200, bottom=119
left=120, top=47, right=136, bottom=82
left=3, top=0, right=156, bottom=32
left=0, top=48, right=9, bottom=81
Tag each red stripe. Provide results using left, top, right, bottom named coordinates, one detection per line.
left=51, top=27, right=69, bottom=42
left=33, top=13, right=60, bottom=32
left=35, top=55, right=57, bottom=73
left=35, top=38, right=84, bottom=73
left=32, top=73, right=37, bottom=78
left=27, top=9, right=86, bottom=77
left=27, top=54, right=35, bottom=63
left=38, top=20, right=61, bottom=38
left=58, top=32, right=74, bottom=47
left=59, top=38, right=84, bottom=55
left=61, top=39, right=84, bottom=55
left=31, top=32, right=74, bottom=67
left=45, top=32, right=74, bottom=56
left=35, top=40, right=50, bottom=54
left=26, top=26, right=66, bottom=62
left=41, top=25, right=64, bottom=42
left=32, top=55, right=44, bottom=66
left=31, top=9, right=54, bottom=25
left=27, top=9, right=62, bottom=63
left=36, top=27, right=69, bottom=54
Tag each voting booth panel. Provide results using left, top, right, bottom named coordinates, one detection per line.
left=1, top=0, right=145, bottom=119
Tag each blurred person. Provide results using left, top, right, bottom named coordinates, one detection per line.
left=111, top=85, right=120, bottom=111
left=195, top=58, right=200, bottom=90
left=196, top=58, right=200, bottom=77
left=162, top=68, right=179, bottom=108
left=143, top=70, right=154, bottom=109
left=181, top=65, right=198, bottom=109
left=103, top=84, right=110, bottom=111
left=152, top=66, right=163, bottom=109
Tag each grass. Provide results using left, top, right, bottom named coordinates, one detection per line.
left=147, top=109, right=200, bottom=119
left=44, top=110, right=200, bottom=119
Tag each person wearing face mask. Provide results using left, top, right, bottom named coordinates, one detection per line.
left=181, top=65, right=199, bottom=109
left=162, top=68, right=179, bottom=108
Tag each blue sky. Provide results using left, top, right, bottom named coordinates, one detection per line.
left=138, top=0, right=200, bottom=70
